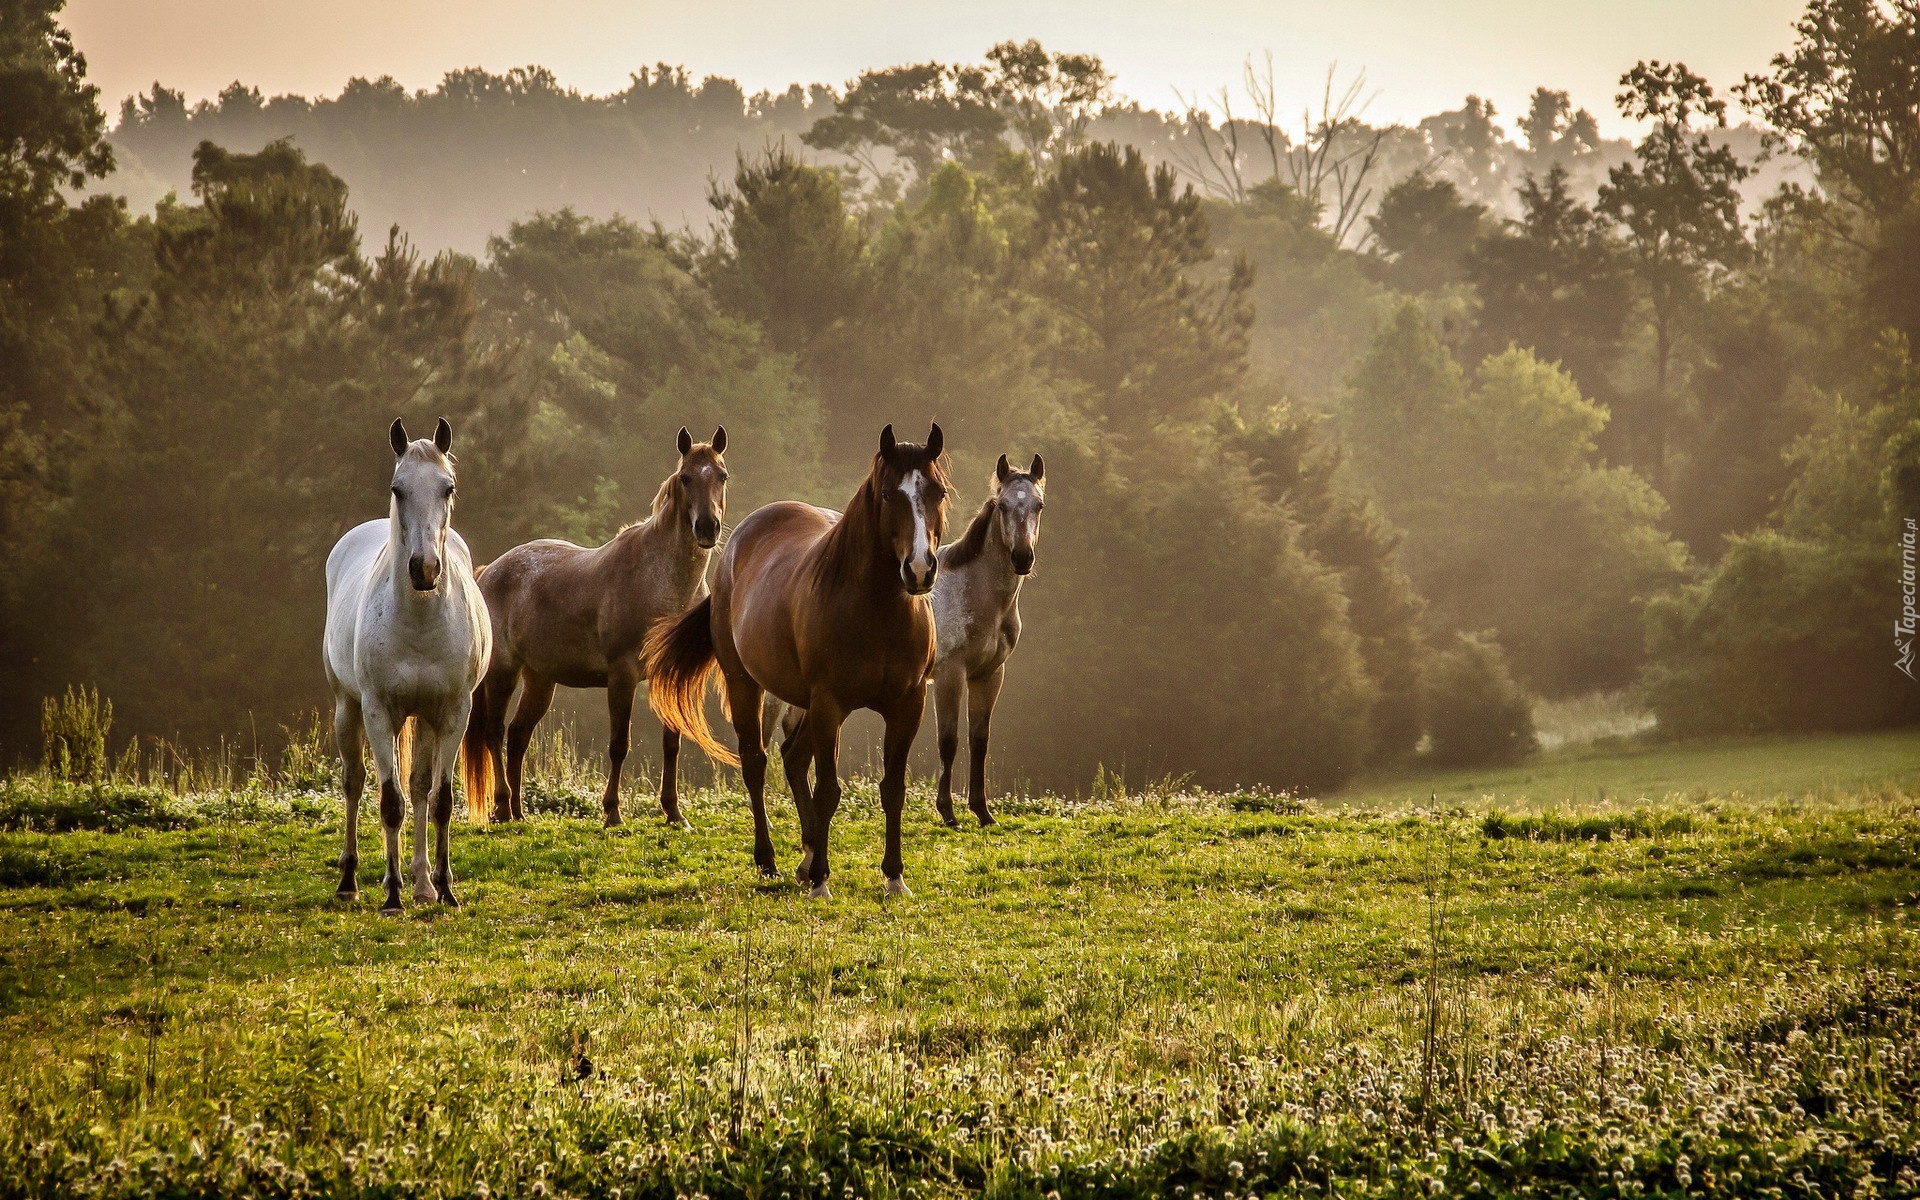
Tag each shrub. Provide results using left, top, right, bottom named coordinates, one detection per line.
left=1424, top=632, right=1538, bottom=767
left=1643, top=532, right=1918, bottom=735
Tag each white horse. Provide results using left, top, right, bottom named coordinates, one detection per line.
left=324, top=417, right=492, bottom=914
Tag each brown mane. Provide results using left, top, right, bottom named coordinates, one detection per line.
left=813, top=448, right=950, bottom=588
left=940, top=494, right=998, bottom=569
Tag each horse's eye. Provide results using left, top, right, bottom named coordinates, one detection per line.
left=391, top=486, right=402, bottom=498
left=718, top=471, right=729, bottom=483
left=680, top=473, right=693, bottom=485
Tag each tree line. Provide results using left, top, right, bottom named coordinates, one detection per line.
left=2, top=0, right=1914, bottom=789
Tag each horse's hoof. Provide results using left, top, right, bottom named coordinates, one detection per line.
left=975, top=812, right=997, bottom=828
left=334, top=888, right=358, bottom=902
left=672, top=817, right=692, bottom=832
left=380, top=898, right=404, bottom=917
left=885, top=877, right=911, bottom=898
left=808, top=881, right=832, bottom=900
left=413, top=889, right=439, bottom=905
left=757, top=864, right=780, bottom=880
left=437, top=887, right=460, bottom=908
left=940, top=813, right=961, bottom=830
left=602, top=814, right=623, bottom=829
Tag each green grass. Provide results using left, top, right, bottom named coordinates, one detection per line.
left=0, top=731, right=1917, bottom=1199
left=1342, top=726, right=1920, bottom=810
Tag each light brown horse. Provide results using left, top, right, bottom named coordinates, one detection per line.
left=646, top=423, right=949, bottom=897
left=460, top=427, right=727, bottom=827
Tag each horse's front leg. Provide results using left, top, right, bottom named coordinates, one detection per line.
left=409, top=722, right=439, bottom=903
left=603, top=663, right=638, bottom=828
left=430, top=699, right=467, bottom=906
left=879, top=689, right=925, bottom=897
left=333, top=695, right=364, bottom=900
left=360, top=705, right=407, bottom=916
left=966, top=666, right=1004, bottom=828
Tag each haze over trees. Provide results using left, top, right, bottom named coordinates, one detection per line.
left=3, top=0, right=1915, bottom=789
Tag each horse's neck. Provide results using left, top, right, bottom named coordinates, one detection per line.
left=817, top=483, right=898, bottom=595
left=972, top=519, right=1023, bottom=610
left=609, top=506, right=706, bottom=592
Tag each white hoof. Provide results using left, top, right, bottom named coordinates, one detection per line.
left=885, top=877, right=911, bottom=898
left=413, top=882, right=440, bottom=904
left=808, top=881, right=832, bottom=900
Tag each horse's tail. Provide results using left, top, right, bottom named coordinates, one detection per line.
left=460, top=677, right=495, bottom=824
left=644, top=597, right=738, bottom=768
left=394, top=715, right=416, bottom=795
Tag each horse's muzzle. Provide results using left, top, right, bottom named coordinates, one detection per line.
left=1011, top=548, right=1035, bottom=575
left=409, top=554, right=441, bottom=591
left=901, top=559, right=938, bottom=595
left=693, top=516, right=720, bottom=548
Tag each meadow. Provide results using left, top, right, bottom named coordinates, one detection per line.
left=0, top=729, right=1916, bottom=1199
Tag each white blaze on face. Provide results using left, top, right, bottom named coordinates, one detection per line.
left=901, top=469, right=935, bottom=585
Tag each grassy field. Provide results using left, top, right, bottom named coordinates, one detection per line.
left=0, top=730, right=1916, bottom=1199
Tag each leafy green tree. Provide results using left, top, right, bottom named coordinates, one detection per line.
left=1207, top=180, right=1386, bottom=402
left=1225, top=397, right=1427, bottom=759
left=0, top=0, right=146, bottom=736
left=992, top=434, right=1378, bottom=792
left=802, top=62, right=1005, bottom=194
left=1598, top=62, right=1751, bottom=488
left=8, top=140, right=502, bottom=745
left=1364, top=174, right=1487, bottom=294
left=1467, top=166, right=1632, bottom=420
left=1028, top=142, right=1251, bottom=445
left=1737, top=0, right=1920, bottom=225
left=482, top=208, right=822, bottom=539
left=980, top=40, right=1112, bottom=161
left=1343, top=305, right=1689, bottom=694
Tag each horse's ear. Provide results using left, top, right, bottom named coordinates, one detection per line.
left=879, top=423, right=897, bottom=462
left=434, top=417, right=453, bottom=455
left=677, top=427, right=693, bottom=457
left=995, top=453, right=1011, bottom=484
left=711, top=425, right=727, bottom=454
left=1029, top=453, right=1044, bottom=482
left=389, top=418, right=408, bottom=458
left=925, top=422, right=943, bottom=458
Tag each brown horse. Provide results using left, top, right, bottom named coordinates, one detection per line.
left=646, top=423, right=949, bottom=897
left=461, top=427, right=727, bottom=827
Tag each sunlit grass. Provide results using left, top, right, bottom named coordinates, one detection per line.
left=0, top=731, right=1916, bottom=1198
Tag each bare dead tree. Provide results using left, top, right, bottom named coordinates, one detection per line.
left=1283, top=64, right=1388, bottom=246
left=1171, top=85, right=1250, bottom=202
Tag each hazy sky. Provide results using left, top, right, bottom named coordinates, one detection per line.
left=67, top=0, right=1807, bottom=137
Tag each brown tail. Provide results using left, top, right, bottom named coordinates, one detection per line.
left=460, top=677, right=495, bottom=824
left=643, top=596, right=738, bottom=767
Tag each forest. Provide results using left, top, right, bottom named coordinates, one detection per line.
left=2, top=0, right=1916, bottom=791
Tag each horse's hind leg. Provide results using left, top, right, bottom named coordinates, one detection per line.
left=478, top=666, right=516, bottom=823
left=778, top=707, right=815, bottom=884
left=430, top=699, right=467, bottom=906
left=361, top=705, right=407, bottom=916
left=334, top=695, right=364, bottom=900
left=931, top=660, right=965, bottom=828
left=721, top=669, right=774, bottom=878
left=409, top=723, right=440, bottom=903
left=504, top=672, right=555, bottom=821
left=966, top=667, right=1004, bottom=828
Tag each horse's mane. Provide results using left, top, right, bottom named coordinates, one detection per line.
left=940, top=494, right=998, bottom=569
left=401, top=442, right=455, bottom=475
left=814, top=449, right=950, bottom=588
